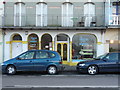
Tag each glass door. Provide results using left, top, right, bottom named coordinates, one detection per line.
left=57, top=43, right=68, bottom=61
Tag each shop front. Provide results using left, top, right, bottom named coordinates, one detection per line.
left=4, top=29, right=105, bottom=66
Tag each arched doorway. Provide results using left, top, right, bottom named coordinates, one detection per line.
left=72, top=34, right=97, bottom=60
left=11, top=34, right=22, bottom=58
left=28, top=34, right=39, bottom=50
left=56, top=34, right=70, bottom=63
left=41, top=34, right=52, bottom=50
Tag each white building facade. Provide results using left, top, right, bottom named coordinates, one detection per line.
left=1, top=0, right=115, bottom=66
left=0, top=0, right=4, bottom=63
left=105, top=0, right=120, bottom=53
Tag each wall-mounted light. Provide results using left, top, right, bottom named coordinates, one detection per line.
left=25, top=31, right=28, bottom=35
left=110, top=40, right=114, bottom=44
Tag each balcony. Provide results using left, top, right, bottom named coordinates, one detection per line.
left=1, top=14, right=105, bottom=30
left=109, top=15, right=120, bottom=27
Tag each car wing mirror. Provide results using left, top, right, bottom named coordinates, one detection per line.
left=103, top=58, right=108, bottom=62
left=16, top=57, right=21, bottom=60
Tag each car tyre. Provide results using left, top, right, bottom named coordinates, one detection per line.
left=47, top=66, right=57, bottom=75
left=6, top=65, right=16, bottom=75
left=87, top=65, right=98, bottom=75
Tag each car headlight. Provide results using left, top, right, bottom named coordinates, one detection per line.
left=79, top=63, right=85, bottom=66
left=1, top=63, right=4, bottom=66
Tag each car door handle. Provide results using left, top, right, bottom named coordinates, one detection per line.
left=47, top=60, right=49, bottom=62
left=30, top=61, right=32, bottom=62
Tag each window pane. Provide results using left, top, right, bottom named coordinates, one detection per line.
left=36, top=51, right=49, bottom=59
left=49, top=52, right=55, bottom=58
left=105, top=53, right=118, bottom=61
left=13, top=35, right=22, bottom=40
left=72, top=34, right=96, bottom=59
left=19, top=52, right=35, bottom=59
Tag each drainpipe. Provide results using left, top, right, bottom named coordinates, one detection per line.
left=2, top=29, right=5, bottom=62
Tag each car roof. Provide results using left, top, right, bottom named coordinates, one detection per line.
left=27, top=50, right=55, bottom=52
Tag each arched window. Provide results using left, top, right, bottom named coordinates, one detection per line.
left=41, top=34, right=52, bottom=50
left=57, top=34, right=68, bottom=41
left=72, top=34, right=97, bottom=59
left=13, top=34, right=22, bottom=40
left=28, top=34, right=39, bottom=50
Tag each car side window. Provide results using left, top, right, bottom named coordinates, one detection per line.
left=105, top=53, right=118, bottom=61
left=36, top=51, right=49, bottom=59
left=49, top=52, right=56, bottom=58
left=19, top=52, right=35, bottom=60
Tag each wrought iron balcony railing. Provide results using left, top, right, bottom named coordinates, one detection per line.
left=1, top=14, right=105, bottom=28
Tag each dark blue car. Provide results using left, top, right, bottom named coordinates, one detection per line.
left=76, top=52, right=120, bottom=75
left=2, top=50, right=64, bottom=75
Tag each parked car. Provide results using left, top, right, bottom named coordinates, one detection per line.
left=76, top=52, right=120, bottom=75
left=1, top=50, right=64, bottom=75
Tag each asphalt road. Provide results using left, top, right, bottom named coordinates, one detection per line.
left=2, top=73, right=119, bottom=88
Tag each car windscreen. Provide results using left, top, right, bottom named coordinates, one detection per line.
left=95, top=53, right=108, bottom=60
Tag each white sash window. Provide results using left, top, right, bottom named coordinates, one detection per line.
left=36, top=2, right=47, bottom=26
left=14, top=2, right=26, bottom=26
left=62, top=2, right=73, bottom=27
left=84, top=2, right=95, bottom=27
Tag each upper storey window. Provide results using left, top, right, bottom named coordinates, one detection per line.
left=36, top=2, right=47, bottom=26
left=112, top=2, right=120, bottom=15
left=14, top=2, right=26, bottom=26
left=109, top=1, right=120, bottom=25
left=62, top=2, right=73, bottom=27
left=84, top=2, right=95, bottom=27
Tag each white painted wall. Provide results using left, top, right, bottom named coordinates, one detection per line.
left=0, top=0, right=4, bottom=26
left=0, top=30, right=3, bottom=63
left=0, top=0, right=4, bottom=63
left=4, top=30, right=105, bottom=61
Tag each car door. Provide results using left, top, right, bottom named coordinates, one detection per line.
left=33, top=51, right=50, bottom=71
left=117, top=53, right=120, bottom=72
left=100, top=53, right=118, bottom=72
left=15, top=51, right=35, bottom=71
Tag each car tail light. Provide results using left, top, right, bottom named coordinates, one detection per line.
left=59, top=61, right=62, bottom=64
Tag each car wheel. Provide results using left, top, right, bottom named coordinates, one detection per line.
left=6, top=65, right=16, bottom=75
left=87, top=65, right=98, bottom=75
left=47, top=66, right=57, bottom=75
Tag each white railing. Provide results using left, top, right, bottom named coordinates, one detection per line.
left=109, top=15, right=120, bottom=25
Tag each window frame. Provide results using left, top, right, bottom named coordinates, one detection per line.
left=18, top=51, right=35, bottom=60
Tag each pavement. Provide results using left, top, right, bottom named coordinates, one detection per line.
left=62, top=64, right=76, bottom=71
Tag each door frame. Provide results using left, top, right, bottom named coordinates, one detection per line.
left=56, top=41, right=69, bottom=64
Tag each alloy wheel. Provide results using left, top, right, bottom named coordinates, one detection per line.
left=6, top=65, right=16, bottom=75
left=88, top=65, right=98, bottom=75
left=47, top=66, right=57, bottom=75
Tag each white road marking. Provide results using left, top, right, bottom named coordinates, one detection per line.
left=14, top=85, right=119, bottom=88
